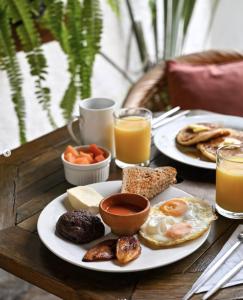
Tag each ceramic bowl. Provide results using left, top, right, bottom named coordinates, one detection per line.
left=99, top=193, right=150, bottom=235
left=61, top=145, right=111, bottom=186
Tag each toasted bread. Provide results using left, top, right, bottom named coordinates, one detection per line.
left=176, top=123, right=230, bottom=146
left=121, top=166, right=177, bottom=200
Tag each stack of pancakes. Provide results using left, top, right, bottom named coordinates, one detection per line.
left=176, top=123, right=243, bottom=162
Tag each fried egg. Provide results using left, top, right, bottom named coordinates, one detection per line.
left=139, top=197, right=217, bottom=247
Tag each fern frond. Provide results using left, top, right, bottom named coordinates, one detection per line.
left=80, top=0, right=102, bottom=98
left=66, top=0, right=82, bottom=69
left=60, top=79, right=77, bottom=120
left=0, top=8, right=26, bottom=143
left=45, top=0, right=102, bottom=118
left=6, top=0, right=57, bottom=128
left=42, top=0, right=66, bottom=49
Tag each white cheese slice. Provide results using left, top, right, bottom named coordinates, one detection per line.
left=67, top=186, right=103, bottom=214
left=188, top=124, right=210, bottom=133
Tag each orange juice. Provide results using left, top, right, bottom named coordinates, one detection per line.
left=114, top=116, right=151, bottom=164
left=216, top=156, right=243, bottom=213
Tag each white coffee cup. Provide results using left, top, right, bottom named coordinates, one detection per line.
left=67, top=98, right=116, bottom=155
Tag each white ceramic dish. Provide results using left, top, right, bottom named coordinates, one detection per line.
left=37, top=181, right=210, bottom=273
left=61, top=145, right=111, bottom=185
left=154, top=114, right=243, bottom=170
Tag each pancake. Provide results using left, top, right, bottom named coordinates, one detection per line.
left=197, top=130, right=243, bottom=162
left=176, top=123, right=231, bottom=146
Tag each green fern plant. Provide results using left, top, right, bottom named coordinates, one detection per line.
left=5, top=0, right=56, bottom=127
left=0, top=5, right=26, bottom=143
left=0, top=0, right=103, bottom=143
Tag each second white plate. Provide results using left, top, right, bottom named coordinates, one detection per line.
left=154, top=114, right=243, bottom=170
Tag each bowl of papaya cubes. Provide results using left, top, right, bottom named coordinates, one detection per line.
left=62, top=144, right=111, bottom=185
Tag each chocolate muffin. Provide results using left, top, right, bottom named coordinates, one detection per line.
left=56, top=210, right=105, bottom=244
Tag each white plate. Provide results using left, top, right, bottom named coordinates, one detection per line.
left=37, top=181, right=210, bottom=273
left=154, top=114, right=243, bottom=170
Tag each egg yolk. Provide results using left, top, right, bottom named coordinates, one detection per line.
left=159, top=198, right=188, bottom=216
left=165, top=222, right=192, bottom=239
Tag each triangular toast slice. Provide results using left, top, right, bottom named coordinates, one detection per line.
left=121, top=166, right=177, bottom=200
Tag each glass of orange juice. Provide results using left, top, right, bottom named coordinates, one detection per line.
left=113, top=108, right=152, bottom=168
left=216, top=144, right=243, bottom=219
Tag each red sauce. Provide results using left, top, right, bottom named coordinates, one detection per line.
left=106, top=203, right=141, bottom=215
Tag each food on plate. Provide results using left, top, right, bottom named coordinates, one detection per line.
left=139, top=197, right=217, bottom=247
left=121, top=166, right=177, bottom=200
left=56, top=210, right=105, bottom=244
left=176, top=123, right=230, bottom=146
left=197, top=130, right=243, bottom=162
left=116, top=236, right=141, bottom=264
left=105, top=202, right=142, bottom=215
left=82, top=235, right=141, bottom=264
left=82, top=239, right=117, bottom=262
left=99, top=193, right=150, bottom=236
left=64, top=144, right=106, bottom=164
left=67, top=186, right=103, bottom=214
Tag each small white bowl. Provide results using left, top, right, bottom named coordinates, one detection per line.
left=61, top=145, right=111, bottom=186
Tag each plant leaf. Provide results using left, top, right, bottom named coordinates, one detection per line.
left=126, top=0, right=148, bottom=69
left=79, top=0, right=103, bottom=98
left=149, top=0, right=158, bottom=62
left=6, top=0, right=56, bottom=128
left=181, top=0, right=197, bottom=46
left=163, top=0, right=173, bottom=59
left=106, top=0, right=120, bottom=16
left=0, top=7, right=26, bottom=143
left=60, top=79, right=77, bottom=120
left=203, top=0, right=219, bottom=44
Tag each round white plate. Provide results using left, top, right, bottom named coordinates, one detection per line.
left=154, top=114, right=243, bottom=170
left=37, top=181, right=210, bottom=273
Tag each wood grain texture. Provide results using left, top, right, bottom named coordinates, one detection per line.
left=16, top=180, right=71, bottom=224
left=0, top=227, right=137, bottom=300
left=0, top=114, right=242, bottom=299
left=132, top=272, right=243, bottom=300
left=17, top=149, right=63, bottom=192
left=17, top=212, right=41, bottom=233
left=0, top=165, right=18, bottom=230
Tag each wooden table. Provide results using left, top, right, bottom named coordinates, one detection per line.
left=0, top=117, right=242, bottom=300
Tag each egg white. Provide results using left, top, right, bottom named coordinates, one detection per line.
left=139, top=197, right=217, bottom=247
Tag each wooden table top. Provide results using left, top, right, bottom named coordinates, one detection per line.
left=0, top=115, right=242, bottom=300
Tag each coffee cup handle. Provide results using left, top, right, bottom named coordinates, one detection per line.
left=67, top=115, right=83, bottom=144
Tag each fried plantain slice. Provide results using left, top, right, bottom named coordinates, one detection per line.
left=82, top=239, right=117, bottom=262
left=116, top=236, right=141, bottom=264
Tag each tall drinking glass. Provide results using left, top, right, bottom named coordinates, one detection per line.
left=216, top=144, right=243, bottom=219
left=113, top=108, right=152, bottom=168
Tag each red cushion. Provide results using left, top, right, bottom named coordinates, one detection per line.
left=167, top=60, right=243, bottom=116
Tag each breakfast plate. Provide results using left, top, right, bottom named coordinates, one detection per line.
left=37, top=180, right=210, bottom=273
left=153, top=114, right=243, bottom=170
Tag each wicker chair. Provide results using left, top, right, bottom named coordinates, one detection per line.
left=123, top=50, right=243, bottom=111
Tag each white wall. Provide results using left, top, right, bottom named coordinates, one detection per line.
left=1, top=0, right=243, bottom=152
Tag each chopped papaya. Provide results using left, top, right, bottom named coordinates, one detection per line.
left=74, top=157, right=90, bottom=164
left=65, top=152, right=76, bottom=163
left=79, top=151, right=94, bottom=163
left=64, top=144, right=106, bottom=165
left=94, top=154, right=105, bottom=162
left=65, top=145, right=79, bottom=157
left=89, top=144, right=104, bottom=156
left=80, top=150, right=94, bottom=158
